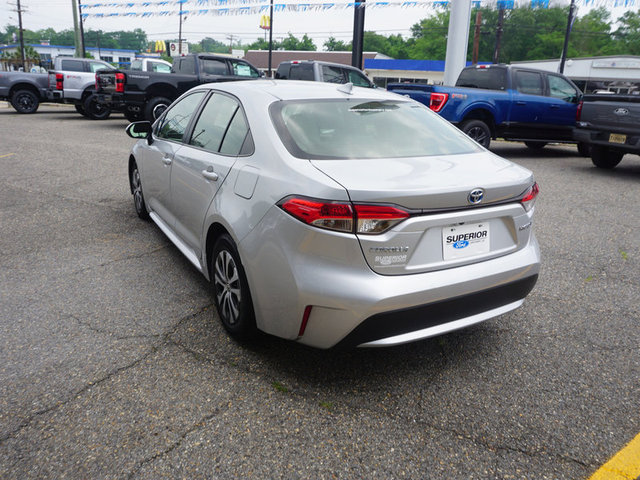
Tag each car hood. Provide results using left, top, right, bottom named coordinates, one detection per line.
left=310, top=151, right=534, bottom=210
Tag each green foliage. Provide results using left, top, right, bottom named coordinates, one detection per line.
left=324, top=36, right=351, bottom=51
left=243, top=33, right=316, bottom=52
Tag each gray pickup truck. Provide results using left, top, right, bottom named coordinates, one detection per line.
left=0, top=71, right=49, bottom=113
left=575, top=93, right=640, bottom=169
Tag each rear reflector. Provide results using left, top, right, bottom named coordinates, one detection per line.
left=429, top=92, right=449, bottom=113
left=521, top=182, right=539, bottom=212
left=298, top=306, right=312, bottom=337
left=279, top=196, right=410, bottom=235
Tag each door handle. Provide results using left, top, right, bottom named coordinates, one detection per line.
left=516, top=101, right=526, bottom=105
left=550, top=104, right=560, bottom=109
left=162, top=156, right=172, bottom=166
left=202, top=169, right=219, bottom=181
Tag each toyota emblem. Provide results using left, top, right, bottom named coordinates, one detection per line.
left=468, top=188, right=484, bottom=205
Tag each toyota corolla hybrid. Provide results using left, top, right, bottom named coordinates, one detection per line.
left=126, top=80, right=540, bottom=349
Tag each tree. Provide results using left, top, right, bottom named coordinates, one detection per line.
left=615, top=10, right=640, bottom=55
left=279, top=33, right=316, bottom=51
left=324, top=36, right=351, bottom=51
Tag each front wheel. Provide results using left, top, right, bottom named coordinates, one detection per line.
left=591, top=145, right=623, bottom=169
left=129, top=160, right=150, bottom=220
left=460, top=119, right=491, bottom=148
left=144, top=96, right=172, bottom=122
left=211, top=234, right=256, bottom=340
left=83, top=94, right=111, bottom=120
left=75, top=103, right=88, bottom=117
left=11, top=89, right=39, bottom=114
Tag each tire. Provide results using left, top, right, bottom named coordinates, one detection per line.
left=130, top=160, right=150, bottom=220
left=124, top=109, right=144, bottom=122
left=577, top=142, right=591, bottom=157
left=83, top=94, right=111, bottom=120
left=10, top=89, right=39, bottom=114
left=211, top=234, right=256, bottom=340
left=591, top=145, right=623, bottom=169
left=144, top=96, right=172, bottom=122
left=524, top=141, right=547, bottom=150
left=75, top=103, right=89, bottom=117
left=460, top=119, right=491, bottom=148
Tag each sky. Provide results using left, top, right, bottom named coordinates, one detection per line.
left=1, top=0, right=636, bottom=51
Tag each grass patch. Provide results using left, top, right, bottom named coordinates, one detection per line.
left=272, top=381, right=289, bottom=393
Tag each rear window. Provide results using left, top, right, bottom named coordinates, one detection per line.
left=456, top=67, right=507, bottom=90
left=271, top=99, right=481, bottom=160
left=289, top=63, right=314, bottom=81
left=60, top=60, right=85, bottom=72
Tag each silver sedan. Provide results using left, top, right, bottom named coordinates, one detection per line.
left=126, top=80, right=540, bottom=349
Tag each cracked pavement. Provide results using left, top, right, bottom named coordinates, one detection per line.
left=1, top=105, right=639, bottom=479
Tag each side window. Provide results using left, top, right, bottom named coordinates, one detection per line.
left=220, top=109, right=251, bottom=155
left=515, top=71, right=543, bottom=96
left=179, top=56, right=196, bottom=75
left=347, top=69, right=372, bottom=87
left=60, top=60, right=84, bottom=72
left=289, top=63, right=314, bottom=81
left=189, top=93, right=241, bottom=153
left=151, top=62, right=171, bottom=73
left=321, top=65, right=344, bottom=84
left=201, top=59, right=227, bottom=75
left=90, top=62, right=111, bottom=72
left=130, top=59, right=143, bottom=70
left=230, top=60, right=260, bottom=78
left=275, top=64, right=290, bottom=79
left=156, top=91, right=206, bottom=142
left=548, top=75, right=578, bottom=103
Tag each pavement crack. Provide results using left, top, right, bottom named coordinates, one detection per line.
left=70, top=244, right=172, bottom=276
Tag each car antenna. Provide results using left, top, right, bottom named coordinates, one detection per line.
left=337, top=82, right=353, bottom=95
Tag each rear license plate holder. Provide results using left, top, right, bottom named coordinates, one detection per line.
left=609, top=133, right=626, bottom=144
left=443, top=223, right=491, bottom=260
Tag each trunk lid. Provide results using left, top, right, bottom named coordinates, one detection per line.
left=310, top=151, right=535, bottom=275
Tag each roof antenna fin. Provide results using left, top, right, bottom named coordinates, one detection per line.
left=337, top=82, right=354, bottom=95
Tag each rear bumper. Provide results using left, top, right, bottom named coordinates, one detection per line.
left=95, top=91, right=146, bottom=108
left=574, top=127, right=640, bottom=154
left=47, top=89, right=64, bottom=101
left=241, top=207, right=541, bottom=349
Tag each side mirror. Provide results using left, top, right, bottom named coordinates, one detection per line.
left=126, top=121, right=153, bottom=144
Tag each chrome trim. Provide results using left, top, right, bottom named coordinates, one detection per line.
left=149, top=212, right=203, bottom=273
left=357, top=300, right=524, bottom=347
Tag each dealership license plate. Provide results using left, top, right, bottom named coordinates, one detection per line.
left=443, top=223, right=491, bottom=260
left=609, top=133, right=626, bottom=144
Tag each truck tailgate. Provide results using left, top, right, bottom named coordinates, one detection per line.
left=580, top=94, right=640, bottom=134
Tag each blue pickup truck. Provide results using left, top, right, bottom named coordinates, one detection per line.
left=388, top=64, right=586, bottom=153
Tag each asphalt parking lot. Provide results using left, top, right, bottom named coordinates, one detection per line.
left=1, top=104, right=639, bottom=479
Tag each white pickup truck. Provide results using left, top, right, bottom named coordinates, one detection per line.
left=47, top=57, right=172, bottom=120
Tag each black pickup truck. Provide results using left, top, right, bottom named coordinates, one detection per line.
left=575, top=93, right=640, bottom=169
left=94, top=53, right=262, bottom=122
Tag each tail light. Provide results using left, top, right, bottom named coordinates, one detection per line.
left=115, top=72, right=125, bottom=93
left=576, top=100, right=583, bottom=122
left=279, top=196, right=410, bottom=235
left=55, top=73, right=63, bottom=90
left=429, top=92, right=449, bottom=113
left=520, top=182, right=539, bottom=212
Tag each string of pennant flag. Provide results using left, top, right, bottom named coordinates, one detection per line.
left=78, top=0, right=636, bottom=18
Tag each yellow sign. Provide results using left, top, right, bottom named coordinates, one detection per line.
left=154, top=40, right=166, bottom=53
left=259, top=15, right=270, bottom=30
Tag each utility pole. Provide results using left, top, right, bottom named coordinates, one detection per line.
left=15, top=0, right=26, bottom=71
left=78, top=0, right=86, bottom=58
left=268, top=0, right=273, bottom=77
left=493, top=6, right=505, bottom=64
left=351, top=0, right=365, bottom=69
left=71, top=0, right=84, bottom=58
left=472, top=10, right=482, bottom=65
left=226, top=34, right=235, bottom=54
left=178, top=0, right=183, bottom=55
left=559, top=0, right=576, bottom=74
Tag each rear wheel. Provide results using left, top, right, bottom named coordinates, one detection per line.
left=144, top=96, right=172, bottom=122
left=83, top=94, right=111, bottom=120
left=10, top=89, right=39, bottom=114
left=124, top=109, right=144, bottom=122
left=460, top=119, right=491, bottom=148
left=524, top=141, right=547, bottom=150
left=591, top=145, right=623, bottom=169
left=211, top=234, right=256, bottom=340
left=577, top=142, right=591, bottom=157
left=75, top=103, right=88, bottom=117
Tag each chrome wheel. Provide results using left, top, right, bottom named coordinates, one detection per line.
left=214, top=250, right=242, bottom=326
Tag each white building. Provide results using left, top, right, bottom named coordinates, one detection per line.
left=512, top=56, right=640, bottom=93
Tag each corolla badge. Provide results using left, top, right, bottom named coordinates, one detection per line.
left=453, top=240, right=469, bottom=249
left=468, top=188, right=484, bottom=205
left=614, top=108, right=629, bottom=116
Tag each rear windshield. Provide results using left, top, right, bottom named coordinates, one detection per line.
left=456, top=67, right=507, bottom=90
left=270, top=99, right=482, bottom=160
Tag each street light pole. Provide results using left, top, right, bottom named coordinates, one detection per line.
left=268, top=0, right=274, bottom=77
